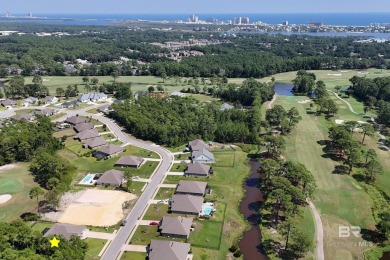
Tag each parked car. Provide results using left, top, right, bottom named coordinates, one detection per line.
left=149, top=221, right=159, bottom=226
left=121, top=220, right=127, bottom=226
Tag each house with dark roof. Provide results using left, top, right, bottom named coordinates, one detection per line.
left=43, top=223, right=86, bottom=240
left=159, top=216, right=193, bottom=238
left=82, top=136, right=107, bottom=149
left=61, top=100, right=80, bottom=109
left=65, top=116, right=87, bottom=125
left=1, top=99, right=16, bottom=108
left=79, top=93, right=107, bottom=102
left=191, top=149, right=215, bottom=163
left=23, top=97, right=39, bottom=106
left=45, top=96, right=58, bottom=104
left=96, top=169, right=124, bottom=187
left=97, top=104, right=111, bottom=113
left=176, top=180, right=208, bottom=196
left=114, top=155, right=144, bottom=168
left=94, top=144, right=124, bottom=159
left=74, top=122, right=94, bottom=133
left=13, top=113, right=35, bottom=122
left=36, top=108, right=57, bottom=117
left=75, top=129, right=100, bottom=141
left=188, top=139, right=209, bottom=152
left=170, top=194, right=204, bottom=216
left=184, top=163, right=211, bottom=177
left=148, top=240, right=191, bottom=260
left=220, top=103, right=235, bottom=111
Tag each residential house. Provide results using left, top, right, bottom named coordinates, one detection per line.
left=45, top=96, right=58, bottom=104
left=184, top=163, right=211, bottom=177
left=219, top=103, right=234, bottom=111
left=148, top=240, right=191, bottom=260
left=13, top=113, right=35, bottom=122
left=114, top=155, right=144, bottom=168
left=75, top=129, right=100, bottom=141
left=1, top=99, right=16, bottom=108
left=82, top=136, right=107, bottom=149
left=94, top=144, right=124, bottom=159
left=74, top=122, right=94, bottom=133
left=96, top=169, right=124, bottom=187
left=170, top=194, right=203, bottom=216
left=60, top=100, right=80, bottom=109
left=43, top=223, right=86, bottom=240
left=65, top=116, right=87, bottom=125
left=23, top=97, right=39, bottom=106
left=159, top=216, right=193, bottom=239
left=170, top=91, right=186, bottom=97
left=188, top=139, right=209, bottom=152
left=191, top=149, right=215, bottom=163
left=112, top=100, right=123, bottom=105
left=36, top=108, right=57, bottom=117
left=175, top=180, right=208, bottom=196
left=79, top=93, right=107, bottom=103
left=97, top=104, right=111, bottom=113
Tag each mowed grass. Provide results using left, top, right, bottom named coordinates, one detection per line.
left=30, top=221, right=54, bottom=233
left=154, top=187, right=176, bottom=200
left=85, top=238, right=107, bottom=260
left=143, top=204, right=169, bottom=220
left=129, top=225, right=186, bottom=245
left=121, top=251, right=147, bottom=260
left=189, top=220, right=224, bottom=250
left=272, top=95, right=376, bottom=259
left=0, top=163, right=38, bottom=222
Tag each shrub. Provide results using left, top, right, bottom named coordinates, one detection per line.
left=233, top=250, right=242, bottom=258
left=229, top=244, right=238, bottom=253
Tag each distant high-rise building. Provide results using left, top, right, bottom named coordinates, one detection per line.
left=282, top=20, right=289, bottom=26
left=27, top=12, right=33, bottom=18
left=206, top=17, right=218, bottom=23
left=189, top=14, right=199, bottom=23
left=235, top=17, right=250, bottom=25
left=5, top=11, right=11, bottom=18
left=308, top=21, right=323, bottom=27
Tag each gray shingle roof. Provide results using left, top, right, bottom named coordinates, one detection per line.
left=43, top=223, right=85, bottom=240
left=75, top=129, right=100, bottom=140
left=82, top=136, right=107, bottom=148
left=171, top=194, right=203, bottom=214
left=192, top=149, right=215, bottom=162
left=65, top=116, right=87, bottom=125
left=45, top=96, right=57, bottom=103
left=1, top=99, right=16, bottom=107
left=97, top=144, right=124, bottom=156
left=114, top=156, right=144, bottom=167
left=188, top=139, right=208, bottom=151
left=13, top=113, right=35, bottom=122
left=74, top=122, right=94, bottom=133
left=160, top=216, right=193, bottom=237
left=220, top=103, right=234, bottom=111
left=36, top=108, right=56, bottom=116
left=96, top=169, right=124, bottom=186
left=97, top=104, right=111, bottom=113
left=24, top=97, right=39, bottom=104
left=185, top=163, right=210, bottom=176
left=149, top=240, right=190, bottom=260
left=79, top=93, right=107, bottom=102
left=176, top=180, right=207, bottom=195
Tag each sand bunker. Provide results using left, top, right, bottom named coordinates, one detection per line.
left=0, top=164, right=18, bottom=172
left=327, top=73, right=342, bottom=76
left=0, top=194, right=12, bottom=204
left=335, top=119, right=344, bottom=125
left=298, top=99, right=311, bottom=104
left=58, top=189, right=136, bottom=227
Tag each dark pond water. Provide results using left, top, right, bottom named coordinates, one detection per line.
left=273, top=83, right=294, bottom=96
left=238, top=160, right=267, bottom=260
left=381, top=251, right=390, bottom=260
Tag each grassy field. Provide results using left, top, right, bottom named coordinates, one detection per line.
left=154, top=187, right=176, bottom=200
left=121, top=251, right=147, bottom=260
left=31, top=221, right=54, bottom=232
left=0, top=163, right=38, bottom=222
left=85, top=238, right=106, bottom=260
left=170, top=163, right=187, bottom=172
left=143, top=204, right=169, bottom=220
left=270, top=94, right=376, bottom=259
left=129, top=225, right=186, bottom=245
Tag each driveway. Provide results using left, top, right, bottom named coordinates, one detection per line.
left=122, top=245, right=147, bottom=252
left=83, top=230, right=116, bottom=240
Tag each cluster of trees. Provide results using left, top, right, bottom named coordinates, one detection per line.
left=292, top=70, right=316, bottom=95
left=265, top=105, right=302, bottom=134
left=110, top=96, right=261, bottom=146
left=259, top=158, right=316, bottom=258
left=312, top=80, right=338, bottom=116
left=4, top=75, right=49, bottom=98
left=0, top=117, right=62, bottom=165
left=349, top=76, right=390, bottom=125
left=328, top=124, right=383, bottom=182
left=0, top=220, right=87, bottom=259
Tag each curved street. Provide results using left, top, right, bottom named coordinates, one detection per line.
left=0, top=104, right=174, bottom=260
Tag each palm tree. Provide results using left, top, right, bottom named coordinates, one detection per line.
left=29, top=187, right=44, bottom=215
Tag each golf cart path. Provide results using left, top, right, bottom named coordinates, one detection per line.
left=308, top=200, right=325, bottom=260
left=268, top=94, right=277, bottom=109
left=332, top=92, right=359, bottom=114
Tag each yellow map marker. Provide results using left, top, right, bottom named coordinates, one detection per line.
left=50, top=236, right=60, bottom=248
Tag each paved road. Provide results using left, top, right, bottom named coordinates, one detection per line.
left=307, top=200, right=325, bottom=260
left=0, top=104, right=174, bottom=259
left=332, top=92, right=359, bottom=114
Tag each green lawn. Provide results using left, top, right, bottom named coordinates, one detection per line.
left=129, top=225, right=187, bottom=245
left=86, top=108, right=100, bottom=114
left=190, top=94, right=219, bottom=103
left=85, top=238, right=106, bottom=260
left=50, top=112, right=67, bottom=121
left=189, top=220, right=223, bottom=250
left=53, top=128, right=76, bottom=138
left=272, top=94, right=376, bottom=259
left=154, top=188, right=176, bottom=200
left=31, top=221, right=54, bottom=233
left=128, top=181, right=147, bottom=196
left=121, top=251, right=147, bottom=260
left=170, top=163, right=187, bottom=172
left=0, top=163, right=38, bottom=222
left=14, top=109, right=37, bottom=115
left=64, top=137, right=91, bottom=156
left=143, top=204, right=169, bottom=220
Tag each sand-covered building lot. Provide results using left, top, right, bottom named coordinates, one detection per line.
left=48, top=189, right=136, bottom=227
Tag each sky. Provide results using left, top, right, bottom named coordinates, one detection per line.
left=2, top=0, right=390, bottom=14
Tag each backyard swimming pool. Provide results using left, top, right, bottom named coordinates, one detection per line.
left=79, top=173, right=96, bottom=185
left=200, top=203, right=215, bottom=216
